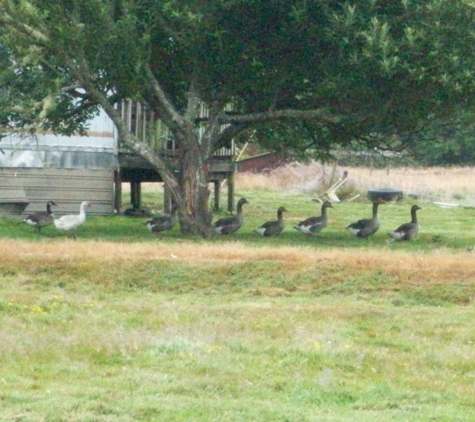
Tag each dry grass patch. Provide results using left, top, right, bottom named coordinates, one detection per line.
left=2, top=239, right=475, bottom=289
left=344, top=166, right=475, bottom=202
left=235, top=162, right=475, bottom=203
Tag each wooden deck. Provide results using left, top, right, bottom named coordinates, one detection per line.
left=116, top=101, right=238, bottom=212
left=117, top=152, right=238, bottom=212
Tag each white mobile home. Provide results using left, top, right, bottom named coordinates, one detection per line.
left=0, top=109, right=117, bottom=215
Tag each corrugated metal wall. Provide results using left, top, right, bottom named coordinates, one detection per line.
left=0, top=168, right=114, bottom=216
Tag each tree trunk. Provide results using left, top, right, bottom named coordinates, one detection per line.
left=84, top=83, right=215, bottom=237
left=176, top=141, right=214, bottom=237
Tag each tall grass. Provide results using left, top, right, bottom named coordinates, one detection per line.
left=236, top=162, right=475, bottom=203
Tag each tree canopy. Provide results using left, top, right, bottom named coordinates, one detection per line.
left=1, top=0, right=475, bottom=234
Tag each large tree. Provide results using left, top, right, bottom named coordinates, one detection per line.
left=1, top=0, right=475, bottom=236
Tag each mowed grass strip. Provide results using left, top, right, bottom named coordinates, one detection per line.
left=1, top=240, right=475, bottom=421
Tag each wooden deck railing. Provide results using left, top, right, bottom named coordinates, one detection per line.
left=117, top=101, right=235, bottom=158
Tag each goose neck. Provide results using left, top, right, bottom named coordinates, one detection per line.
left=411, top=208, right=418, bottom=223
left=79, top=202, right=88, bottom=215
left=321, top=205, right=328, bottom=217
left=372, top=202, right=380, bottom=218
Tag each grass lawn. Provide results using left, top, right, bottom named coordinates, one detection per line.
left=1, top=174, right=475, bottom=421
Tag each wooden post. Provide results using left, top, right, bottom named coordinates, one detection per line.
left=227, top=171, right=235, bottom=212
left=214, top=180, right=221, bottom=211
left=130, top=180, right=141, bottom=209
left=114, top=170, right=122, bottom=213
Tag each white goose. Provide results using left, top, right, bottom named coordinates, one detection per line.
left=54, top=201, right=92, bottom=238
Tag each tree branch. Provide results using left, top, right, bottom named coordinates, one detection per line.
left=143, top=64, right=193, bottom=146
left=1, top=14, right=49, bottom=44
left=219, top=108, right=342, bottom=125
left=184, top=78, right=200, bottom=123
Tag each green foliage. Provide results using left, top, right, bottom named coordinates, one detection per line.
left=2, top=0, right=475, bottom=145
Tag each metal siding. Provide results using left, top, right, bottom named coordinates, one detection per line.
left=0, top=108, right=118, bottom=170
left=0, top=169, right=114, bottom=215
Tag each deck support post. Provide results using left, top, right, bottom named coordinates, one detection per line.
left=130, top=180, right=141, bottom=209
left=213, top=180, right=221, bottom=211
left=227, top=171, right=234, bottom=212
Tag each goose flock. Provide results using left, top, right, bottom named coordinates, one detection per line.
left=22, top=197, right=421, bottom=241
left=145, top=197, right=421, bottom=241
